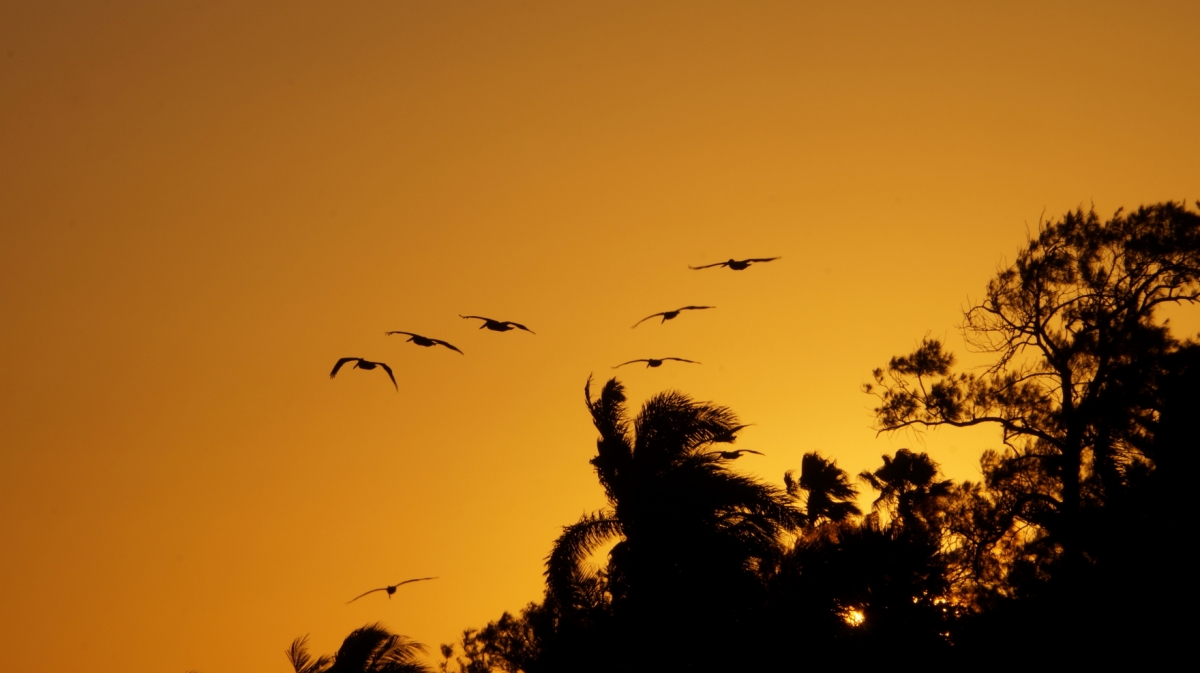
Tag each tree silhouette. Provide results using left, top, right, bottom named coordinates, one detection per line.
left=863, top=202, right=1200, bottom=662
left=287, top=636, right=333, bottom=673
left=859, top=448, right=953, bottom=534
left=542, top=377, right=802, bottom=670
left=287, top=624, right=432, bottom=673
left=765, top=450, right=955, bottom=665
left=785, top=452, right=861, bottom=528
left=438, top=604, right=545, bottom=673
left=865, top=202, right=1200, bottom=582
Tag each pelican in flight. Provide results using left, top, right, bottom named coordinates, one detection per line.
left=460, top=315, right=535, bottom=334
left=613, top=357, right=700, bottom=369
left=385, top=331, right=464, bottom=354
left=631, top=306, right=715, bottom=328
left=329, top=358, right=397, bottom=391
left=689, top=257, right=780, bottom=271
left=711, top=449, right=764, bottom=460
left=346, top=577, right=438, bottom=604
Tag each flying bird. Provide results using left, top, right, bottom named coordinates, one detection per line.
left=689, top=257, right=780, bottom=271
left=329, top=358, right=397, bottom=391
left=385, top=331, right=464, bottom=354
left=460, top=315, right=536, bottom=334
left=346, top=577, right=438, bottom=604
left=613, top=357, right=700, bottom=369
left=711, top=449, right=765, bottom=460
left=631, top=306, right=715, bottom=328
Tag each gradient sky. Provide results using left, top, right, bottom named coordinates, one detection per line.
left=2, top=2, right=1198, bottom=671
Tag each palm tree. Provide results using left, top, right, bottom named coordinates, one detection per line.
left=544, top=377, right=802, bottom=669
left=859, top=449, right=953, bottom=532
left=287, top=636, right=332, bottom=673
left=785, top=452, right=861, bottom=528
left=287, top=624, right=432, bottom=673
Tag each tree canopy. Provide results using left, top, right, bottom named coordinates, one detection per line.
left=866, top=202, right=1200, bottom=588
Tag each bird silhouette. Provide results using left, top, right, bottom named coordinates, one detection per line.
left=346, top=577, right=438, bottom=604
left=385, top=331, right=464, bottom=354
left=613, top=357, right=700, bottom=369
left=689, top=257, right=780, bottom=271
left=711, top=449, right=765, bottom=460
left=330, top=358, right=397, bottom=391
left=631, top=306, right=715, bottom=328
left=459, top=315, right=535, bottom=334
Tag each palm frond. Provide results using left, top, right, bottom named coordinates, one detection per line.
left=655, top=461, right=805, bottom=547
left=371, top=633, right=429, bottom=672
left=333, top=623, right=399, bottom=672
left=799, top=453, right=859, bottom=500
left=587, top=377, right=635, bottom=499
left=791, top=453, right=862, bottom=524
left=585, top=377, right=631, bottom=444
left=783, top=470, right=800, bottom=497
left=633, top=390, right=742, bottom=462
left=545, top=510, right=623, bottom=606
left=286, top=635, right=332, bottom=673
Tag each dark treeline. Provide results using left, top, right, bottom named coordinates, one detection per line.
left=290, top=202, right=1199, bottom=671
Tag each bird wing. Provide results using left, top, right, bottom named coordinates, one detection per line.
left=433, top=339, right=464, bottom=354
left=678, top=306, right=715, bottom=311
left=393, top=576, right=438, bottom=587
left=459, top=315, right=488, bottom=322
left=613, top=360, right=648, bottom=368
left=662, top=358, right=700, bottom=364
left=378, top=362, right=398, bottom=391
left=346, top=587, right=385, bottom=604
left=741, top=449, right=765, bottom=456
left=384, top=331, right=418, bottom=338
left=631, top=313, right=665, bottom=328
left=688, top=261, right=727, bottom=270
left=330, top=358, right=360, bottom=378
left=507, top=322, right=535, bottom=334
left=744, top=257, right=781, bottom=263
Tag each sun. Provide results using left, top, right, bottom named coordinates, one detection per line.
left=842, top=608, right=865, bottom=627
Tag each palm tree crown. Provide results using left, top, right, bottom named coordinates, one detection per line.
left=859, top=449, right=953, bottom=531
left=546, top=378, right=802, bottom=653
left=785, top=452, right=862, bottom=527
left=287, top=624, right=431, bottom=673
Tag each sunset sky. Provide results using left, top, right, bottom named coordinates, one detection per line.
left=2, top=2, right=1197, bottom=671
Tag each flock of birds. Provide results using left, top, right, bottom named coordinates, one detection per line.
left=331, top=256, right=779, bottom=603
left=329, top=257, right=779, bottom=390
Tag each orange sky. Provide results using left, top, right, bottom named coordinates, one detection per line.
left=2, top=2, right=1198, bottom=671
